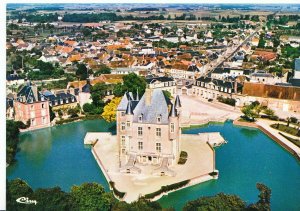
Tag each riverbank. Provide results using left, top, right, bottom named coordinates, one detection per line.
left=233, top=118, right=300, bottom=162
left=20, top=115, right=103, bottom=133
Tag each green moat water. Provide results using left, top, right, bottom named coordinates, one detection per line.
left=7, top=120, right=300, bottom=210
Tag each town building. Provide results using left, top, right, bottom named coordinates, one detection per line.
left=191, top=76, right=243, bottom=100
left=145, top=76, right=177, bottom=95
left=116, top=88, right=182, bottom=174
left=14, top=82, right=51, bottom=130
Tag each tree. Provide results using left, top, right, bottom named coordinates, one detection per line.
left=241, top=105, right=259, bottom=121
left=94, top=64, right=111, bottom=76
left=113, top=83, right=125, bottom=97
left=162, top=90, right=172, bottom=100
left=32, top=187, right=74, bottom=210
left=258, top=34, right=266, bottom=48
left=122, top=73, right=147, bottom=98
left=7, top=179, right=34, bottom=210
left=102, top=97, right=122, bottom=122
left=83, top=103, right=96, bottom=114
left=91, top=83, right=107, bottom=107
left=183, top=193, right=246, bottom=211
left=6, top=120, right=28, bottom=165
left=70, top=182, right=115, bottom=211
left=76, top=63, right=88, bottom=80
left=248, top=183, right=271, bottom=211
left=264, top=108, right=275, bottom=117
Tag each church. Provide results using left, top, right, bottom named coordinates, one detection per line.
left=116, top=88, right=182, bottom=174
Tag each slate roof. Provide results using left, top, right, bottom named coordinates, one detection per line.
left=6, top=74, right=23, bottom=81
left=117, top=92, right=135, bottom=111
left=295, top=58, right=300, bottom=72
left=213, top=68, right=230, bottom=74
left=17, top=84, right=40, bottom=103
left=6, top=98, right=14, bottom=109
left=195, top=77, right=243, bottom=90
left=251, top=73, right=274, bottom=78
left=187, top=64, right=200, bottom=72
left=288, top=78, right=300, bottom=87
left=41, top=90, right=77, bottom=106
left=145, top=76, right=174, bottom=84
left=132, top=89, right=171, bottom=124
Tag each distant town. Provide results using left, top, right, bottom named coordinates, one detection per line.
left=6, top=3, right=300, bottom=211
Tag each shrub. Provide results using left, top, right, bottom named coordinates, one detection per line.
left=180, top=151, right=188, bottom=159
left=144, top=180, right=190, bottom=199
left=269, top=115, right=279, bottom=121
left=109, top=182, right=125, bottom=199
left=209, top=171, right=218, bottom=176
left=290, top=117, right=298, bottom=124
left=279, top=132, right=300, bottom=147
left=178, top=151, right=188, bottom=164
left=270, top=124, right=299, bottom=136
left=217, top=96, right=236, bottom=106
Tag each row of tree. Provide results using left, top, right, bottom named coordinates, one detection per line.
left=6, top=120, right=29, bottom=165
left=7, top=179, right=271, bottom=211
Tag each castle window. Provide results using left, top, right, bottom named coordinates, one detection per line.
left=126, top=121, right=131, bottom=128
left=42, top=103, right=44, bottom=108
left=121, top=122, right=125, bottom=131
left=156, top=128, right=161, bottom=137
left=170, top=123, right=175, bottom=133
left=138, top=127, right=143, bottom=136
left=121, top=112, right=125, bottom=116
left=138, top=114, right=143, bottom=122
left=157, top=115, right=161, bottom=123
left=156, top=143, right=161, bottom=153
left=30, top=105, right=34, bottom=110
left=138, top=142, right=143, bottom=150
left=121, top=136, right=125, bottom=147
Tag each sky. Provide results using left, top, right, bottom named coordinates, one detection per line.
left=3, top=0, right=300, bottom=4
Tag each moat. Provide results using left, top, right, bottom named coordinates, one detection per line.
left=7, top=120, right=300, bottom=211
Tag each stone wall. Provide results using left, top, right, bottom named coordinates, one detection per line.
left=242, top=82, right=300, bottom=101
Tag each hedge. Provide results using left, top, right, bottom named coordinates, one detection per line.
left=178, top=151, right=188, bottom=165
left=279, top=132, right=300, bottom=147
left=209, top=171, right=218, bottom=176
left=109, top=181, right=126, bottom=199
left=217, top=96, right=236, bottom=106
left=144, top=179, right=190, bottom=199
left=270, top=123, right=299, bottom=136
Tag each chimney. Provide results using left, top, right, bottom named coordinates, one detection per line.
left=234, top=80, right=238, bottom=94
left=31, top=84, right=38, bottom=102
left=69, top=87, right=75, bottom=96
left=145, top=88, right=152, bottom=106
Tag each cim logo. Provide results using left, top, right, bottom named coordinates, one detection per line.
left=16, top=197, right=37, bottom=205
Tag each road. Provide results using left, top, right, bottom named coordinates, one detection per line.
left=203, top=24, right=262, bottom=76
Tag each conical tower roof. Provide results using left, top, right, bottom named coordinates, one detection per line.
left=169, top=103, right=177, bottom=117
left=125, top=100, right=134, bottom=115
left=175, top=95, right=181, bottom=108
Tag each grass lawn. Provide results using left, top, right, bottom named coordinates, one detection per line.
left=279, top=132, right=300, bottom=148
left=270, top=123, right=299, bottom=137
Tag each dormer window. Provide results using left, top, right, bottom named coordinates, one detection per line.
left=138, top=114, right=143, bottom=122
left=157, top=115, right=161, bottom=123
